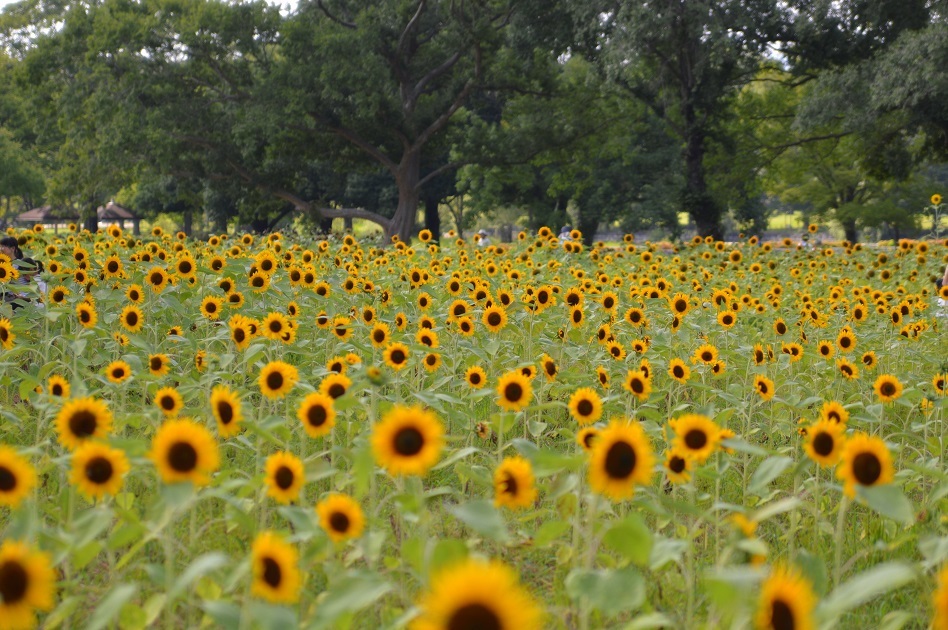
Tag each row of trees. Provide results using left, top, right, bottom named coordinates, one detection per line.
left=0, top=0, right=946, bottom=243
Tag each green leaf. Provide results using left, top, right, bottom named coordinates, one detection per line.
left=87, top=583, right=139, bottom=630
left=752, top=497, right=801, bottom=522
left=819, top=562, right=917, bottom=619
left=602, top=513, right=653, bottom=566
left=565, top=566, right=646, bottom=616
left=534, top=520, right=570, bottom=547
left=432, top=446, right=479, bottom=470
left=621, top=613, right=677, bottom=629
left=201, top=600, right=241, bottom=630
left=858, top=485, right=914, bottom=525
left=429, top=539, right=468, bottom=575
left=649, top=537, right=688, bottom=570
left=312, top=571, right=392, bottom=625
left=447, top=500, right=510, bottom=543
left=748, top=456, right=793, bottom=495
left=169, top=552, right=229, bottom=599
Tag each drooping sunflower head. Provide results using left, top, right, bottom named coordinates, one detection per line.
left=210, top=385, right=243, bottom=438
left=755, top=564, right=816, bottom=630
left=588, top=419, right=655, bottom=501
left=669, top=414, right=721, bottom=464
left=493, top=456, right=538, bottom=510
left=258, top=361, right=299, bottom=400
left=55, top=397, right=113, bottom=451
left=0, top=540, right=55, bottom=629
left=753, top=374, right=775, bottom=401
left=495, top=371, right=533, bottom=412
left=70, top=442, right=130, bottom=499
left=412, top=558, right=543, bottom=630
left=0, top=446, right=37, bottom=508
left=316, top=493, right=365, bottom=543
left=568, top=387, right=603, bottom=426
left=576, top=426, right=600, bottom=452
left=149, top=418, right=220, bottom=486
left=264, top=451, right=305, bottom=505
left=251, top=532, right=301, bottom=604
left=371, top=405, right=444, bottom=476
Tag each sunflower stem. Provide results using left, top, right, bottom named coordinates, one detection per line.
left=832, top=495, right=850, bottom=588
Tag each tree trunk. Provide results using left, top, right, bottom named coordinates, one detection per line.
left=842, top=219, right=858, bottom=244
left=424, top=196, right=441, bottom=243
left=577, top=210, right=598, bottom=246
left=183, top=208, right=193, bottom=236
left=389, top=150, right=421, bottom=242
left=683, top=114, right=722, bottom=240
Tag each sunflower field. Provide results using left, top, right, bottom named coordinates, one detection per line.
left=1, top=223, right=948, bottom=630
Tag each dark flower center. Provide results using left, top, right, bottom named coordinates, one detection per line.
left=576, top=399, right=593, bottom=417
left=327, top=384, right=345, bottom=399
left=447, top=603, right=501, bottom=630
left=673, top=366, right=685, bottom=378
left=330, top=511, right=350, bottom=533
left=234, top=328, right=246, bottom=343
left=306, top=404, right=327, bottom=427
left=394, top=427, right=424, bottom=456
left=126, top=312, right=138, bottom=326
left=770, top=598, right=795, bottom=630
left=215, top=401, right=234, bottom=425
left=684, top=429, right=707, bottom=450
left=880, top=382, right=896, bottom=397
left=487, top=312, right=501, bottom=326
left=151, top=357, right=162, bottom=372
left=812, top=432, right=834, bottom=457
left=668, top=455, right=686, bottom=474
left=160, top=395, right=176, bottom=411
left=504, top=382, right=523, bottom=402
left=630, top=378, right=644, bottom=394
left=168, top=442, right=198, bottom=472
left=502, top=472, right=518, bottom=495
left=262, top=557, right=282, bottom=588
left=274, top=466, right=294, bottom=490
left=853, top=452, right=882, bottom=485
left=469, top=373, right=481, bottom=385
left=373, top=330, right=385, bottom=343
left=69, top=411, right=98, bottom=438
left=266, top=372, right=284, bottom=391
left=758, top=382, right=769, bottom=394
left=85, top=456, right=114, bottom=483
left=390, top=349, right=406, bottom=364
left=0, top=465, right=15, bottom=491
left=604, top=441, right=637, bottom=479
left=0, top=559, right=28, bottom=604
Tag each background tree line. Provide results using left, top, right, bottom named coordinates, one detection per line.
left=0, top=0, right=947, bottom=243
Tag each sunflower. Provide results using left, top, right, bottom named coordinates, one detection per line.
left=934, top=373, right=948, bottom=396
left=251, top=532, right=301, bottom=604
left=667, top=358, right=690, bottom=384
left=465, top=366, right=487, bottom=389
left=717, top=311, right=736, bottom=329
left=754, top=374, right=775, bottom=401
left=48, top=285, right=69, bottom=305
left=496, top=371, right=532, bottom=412
left=774, top=318, right=788, bottom=335
left=228, top=316, right=253, bottom=351
left=210, top=385, right=243, bottom=437
left=752, top=343, right=768, bottom=366
left=119, top=304, right=144, bottom=333
left=412, top=558, right=543, bottom=630
left=55, top=397, right=113, bottom=451
left=669, top=414, right=721, bottom=463
left=482, top=305, right=508, bottom=333
left=0, top=446, right=36, bottom=508
left=331, top=316, right=352, bottom=341
left=368, top=322, right=390, bottom=348
left=801, top=418, right=845, bottom=467
left=816, top=340, right=834, bottom=360
left=294, top=391, right=335, bottom=439
left=264, top=451, right=305, bottom=504
left=260, top=312, right=290, bottom=341
left=933, top=565, right=948, bottom=630
left=837, top=432, right=894, bottom=498
left=663, top=448, right=694, bottom=485
left=371, top=405, right=444, bottom=476
left=490, top=456, right=537, bottom=510
left=596, top=366, right=610, bottom=389
left=693, top=343, right=718, bottom=365
left=456, top=316, right=475, bottom=336
left=569, top=306, right=585, bottom=327
left=319, top=373, right=351, bottom=400
left=105, top=360, right=132, bottom=384
left=588, top=419, right=655, bottom=501
left=258, top=361, right=299, bottom=399
left=836, top=358, right=859, bottom=380
left=755, top=564, right=816, bottom=630
left=154, top=386, right=184, bottom=417
left=819, top=401, right=849, bottom=425
left=150, top=418, right=220, bottom=486
left=860, top=351, right=877, bottom=370
left=416, top=328, right=439, bottom=349
left=568, top=388, right=603, bottom=426
left=0, top=540, right=55, bottom=630
left=423, top=352, right=441, bottom=372
left=46, top=374, right=70, bottom=398
left=148, top=354, right=170, bottom=377
left=873, top=374, right=903, bottom=403
left=75, top=302, right=97, bottom=329
left=622, top=369, right=652, bottom=402
left=70, top=442, right=130, bottom=499
left=383, top=342, right=410, bottom=371
left=576, top=426, right=599, bottom=452
left=316, top=494, right=365, bottom=543
left=836, top=328, right=856, bottom=352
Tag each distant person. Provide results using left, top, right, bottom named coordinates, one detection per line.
left=8, top=258, right=46, bottom=309
left=476, top=229, right=491, bottom=247
left=0, top=236, right=23, bottom=261
left=559, top=225, right=572, bottom=240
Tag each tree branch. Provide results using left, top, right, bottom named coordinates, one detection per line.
left=396, top=0, right=427, bottom=61
left=407, top=50, right=462, bottom=113
left=411, top=45, right=480, bottom=153
left=316, top=0, right=357, bottom=29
